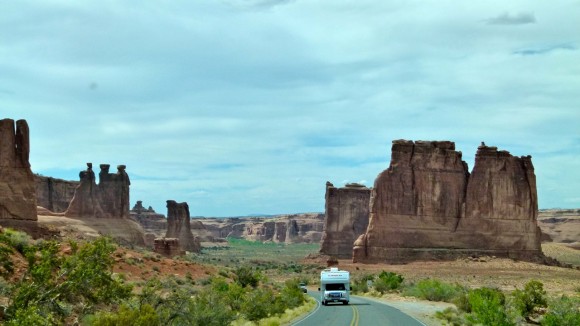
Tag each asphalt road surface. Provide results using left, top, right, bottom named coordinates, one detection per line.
left=293, top=291, right=425, bottom=326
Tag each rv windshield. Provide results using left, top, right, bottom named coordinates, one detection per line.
left=325, top=283, right=345, bottom=291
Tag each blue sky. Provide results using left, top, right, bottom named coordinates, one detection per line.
left=2, top=1, right=579, bottom=216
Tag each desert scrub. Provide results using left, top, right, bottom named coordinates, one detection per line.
left=466, top=287, right=513, bottom=326
left=374, top=271, right=404, bottom=294
left=541, top=295, right=580, bottom=326
left=403, top=278, right=463, bottom=302
left=351, top=273, right=375, bottom=294
left=512, top=279, right=547, bottom=321
left=4, top=237, right=133, bottom=325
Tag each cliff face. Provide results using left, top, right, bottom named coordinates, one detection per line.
left=353, top=140, right=542, bottom=263
left=200, top=213, right=324, bottom=244
left=165, top=200, right=201, bottom=253
left=0, top=119, right=37, bottom=221
left=64, top=163, right=131, bottom=218
left=320, top=182, right=371, bottom=258
left=35, top=175, right=79, bottom=213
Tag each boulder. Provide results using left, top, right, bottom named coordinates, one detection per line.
left=320, top=182, right=371, bottom=258
left=353, top=140, right=543, bottom=263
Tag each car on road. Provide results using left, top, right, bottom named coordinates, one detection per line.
left=299, top=282, right=308, bottom=293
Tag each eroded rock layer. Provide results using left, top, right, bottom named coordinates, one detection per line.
left=165, top=200, right=201, bottom=253
left=0, top=119, right=37, bottom=221
left=353, top=140, right=542, bottom=263
left=35, top=175, right=79, bottom=213
left=320, top=182, right=371, bottom=258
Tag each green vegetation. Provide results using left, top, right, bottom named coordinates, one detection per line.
left=0, top=229, right=310, bottom=326
left=403, top=278, right=464, bottom=302
left=373, top=271, right=404, bottom=294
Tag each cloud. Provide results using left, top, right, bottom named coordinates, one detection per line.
left=484, top=12, right=536, bottom=25
left=222, top=0, right=295, bottom=10
left=513, top=43, right=577, bottom=56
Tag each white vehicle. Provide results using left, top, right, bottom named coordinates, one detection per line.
left=319, top=267, right=350, bottom=305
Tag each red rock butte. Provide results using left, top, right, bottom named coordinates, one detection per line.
left=353, top=140, right=542, bottom=263
left=320, top=182, right=371, bottom=259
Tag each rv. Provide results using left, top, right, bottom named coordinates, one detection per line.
left=319, top=267, right=350, bottom=305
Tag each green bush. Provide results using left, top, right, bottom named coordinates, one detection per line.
left=89, top=304, right=160, bottom=326
left=241, top=287, right=276, bottom=321
left=374, top=271, right=404, bottom=293
left=512, top=280, right=547, bottom=319
left=5, top=237, right=132, bottom=324
left=278, top=279, right=306, bottom=309
left=233, top=265, right=262, bottom=288
left=466, top=287, right=513, bottom=326
left=403, top=278, right=462, bottom=302
left=351, top=273, right=374, bottom=294
left=541, top=295, right=580, bottom=326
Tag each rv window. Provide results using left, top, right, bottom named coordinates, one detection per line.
left=326, top=283, right=345, bottom=291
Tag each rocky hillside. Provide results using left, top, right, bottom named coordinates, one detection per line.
left=538, top=209, right=580, bottom=248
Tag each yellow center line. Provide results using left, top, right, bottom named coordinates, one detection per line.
left=350, top=305, right=359, bottom=326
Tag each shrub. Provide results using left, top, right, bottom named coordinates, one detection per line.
left=466, top=287, right=513, bottom=326
left=512, top=280, right=547, bottom=319
left=351, top=273, right=374, bottom=294
left=403, top=278, right=462, bottom=302
left=89, top=304, right=160, bottom=326
left=241, top=287, right=276, bottom=321
left=374, top=271, right=404, bottom=293
left=5, top=237, right=132, bottom=323
left=278, top=279, right=306, bottom=310
left=541, top=295, right=580, bottom=326
left=435, top=307, right=466, bottom=326
left=233, top=265, right=262, bottom=288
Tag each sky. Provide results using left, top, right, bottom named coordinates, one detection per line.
left=1, top=1, right=579, bottom=217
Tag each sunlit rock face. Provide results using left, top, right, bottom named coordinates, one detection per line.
left=165, top=200, right=201, bottom=253
left=353, top=140, right=542, bottom=263
left=64, top=163, right=131, bottom=218
left=320, top=182, right=371, bottom=259
left=0, top=119, right=37, bottom=221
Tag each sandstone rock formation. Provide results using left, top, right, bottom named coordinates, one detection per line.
left=0, top=119, right=37, bottom=222
left=65, top=163, right=131, bottom=218
left=165, top=200, right=201, bottom=253
left=154, top=238, right=183, bottom=257
left=353, top=140, right=542, bottom=263
left=320, top=182, right=370, bottom=258
left=35, top=175, right=79, bottom=213
left=130, top=201, right=166, bottom=234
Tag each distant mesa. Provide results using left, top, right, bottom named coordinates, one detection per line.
left=352, top=140, right=543, bottom=263
left=320, top=181, right=370, bottom=259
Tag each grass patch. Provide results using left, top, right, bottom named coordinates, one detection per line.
left=541, top=243, right=580, bottom=266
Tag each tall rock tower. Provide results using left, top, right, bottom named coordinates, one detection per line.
left=0, top=118, right=37, bottom=221
left=165, top=200, right=201, bottom=253
left=320, top=182, right=371, bottom=258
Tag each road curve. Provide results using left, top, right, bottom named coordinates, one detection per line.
left=293, top=291, right=425, bottom=326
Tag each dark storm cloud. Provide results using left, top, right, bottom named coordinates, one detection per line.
left=513, top=43, right=577, bottom=56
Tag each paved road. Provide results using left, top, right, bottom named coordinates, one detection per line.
left=293, top=291, right=425, bottom=326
